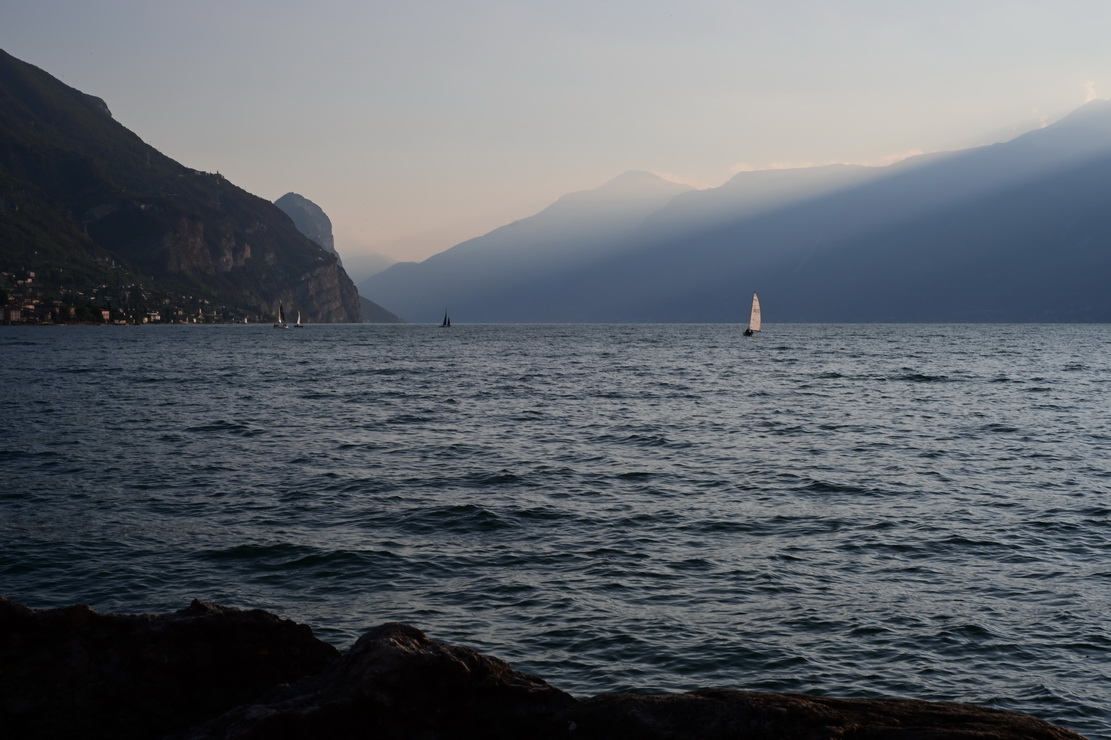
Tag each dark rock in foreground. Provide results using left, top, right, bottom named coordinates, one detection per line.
left=563, top=690, right=1087, bottom=740
left=0, top=599, right=1087, bottom=740
left=0, top=598, right=339, bottom=740
left=181, top=621, right=575, bottom=740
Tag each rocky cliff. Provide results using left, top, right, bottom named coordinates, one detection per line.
left=275, top=191, right=404, bottom=322
left=0, top=49, right=361, bottom=323
left=0, top=599, right=1087, bottom=740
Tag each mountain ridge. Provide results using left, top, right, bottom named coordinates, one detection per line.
left=0, top=49, right=361, bottom=323
left=365, top=100, right=1111, bottom=323
left=361, top=171, right=692, bottom=321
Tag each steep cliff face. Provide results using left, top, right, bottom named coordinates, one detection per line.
left=293, top=261, right=363, bottom=322
left=0, top=49, right=362, bottom=323
left=274, top=191, right=404, bottom=323
left=80, top=174, right=363, bottom=321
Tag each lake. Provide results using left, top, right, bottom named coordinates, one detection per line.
left=2, top=323, right=1108, bottom=738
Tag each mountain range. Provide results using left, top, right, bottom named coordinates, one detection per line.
left=364, top=100, right=1111, bottom=323
left=0, top=49, right=361, bottom=323
left=7, top=44, right=1111, bottom=325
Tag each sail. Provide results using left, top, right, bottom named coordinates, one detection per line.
left=278, top=302, right=285, bottom=323
left=748, top=293, right=762, bottom=333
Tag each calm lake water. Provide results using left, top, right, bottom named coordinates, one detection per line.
left=2, top=323, right=1108, bottom=738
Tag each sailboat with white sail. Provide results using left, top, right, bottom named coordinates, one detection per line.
left=743, top=293, right=761, bottom=336
left=274, top=302, right=288, bottom=329
left=294, top=310, right=303, bottom=328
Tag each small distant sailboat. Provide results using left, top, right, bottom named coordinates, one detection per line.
left=274, top=302, right=288, bottom=329
left=743, top=293, right=761, bottom=337
left=294, top=311, right=303, bottom=328
left=441, top=310, right=451, bottom=328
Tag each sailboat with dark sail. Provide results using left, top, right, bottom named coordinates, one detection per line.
left=274, top=302, right=289, bottom=329
left=743, top=293, right=761, bottom=337
left=441, top=310, right=451, bottom=328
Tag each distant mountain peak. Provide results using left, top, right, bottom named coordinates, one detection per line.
left=274, top=192, right=337, bottom=259
left=602, top=170, right=668, bottom=185
left=1072, top=96, right=1111, bottom=111
left=1055, top=97, right=1111, bottom=124
left=595, top=170, right=693, bottom=196
left=1002, top=96, right=1111, bottom=161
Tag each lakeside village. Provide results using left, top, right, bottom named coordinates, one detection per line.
left=1, top=268, right=261, bottom=325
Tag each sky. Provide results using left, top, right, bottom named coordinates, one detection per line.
left=4, top=1, right=1111, bottom=271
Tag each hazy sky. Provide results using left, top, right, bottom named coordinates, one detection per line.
left=4, top=1, right=1111, bottom=265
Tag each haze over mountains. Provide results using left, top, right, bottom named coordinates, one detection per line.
left=365, top=101, right=1111, bottom=323
left=360, top=170, right=693, bottom=321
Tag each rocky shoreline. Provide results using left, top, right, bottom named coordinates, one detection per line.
left=0, top=598, right=1087, bottom=739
